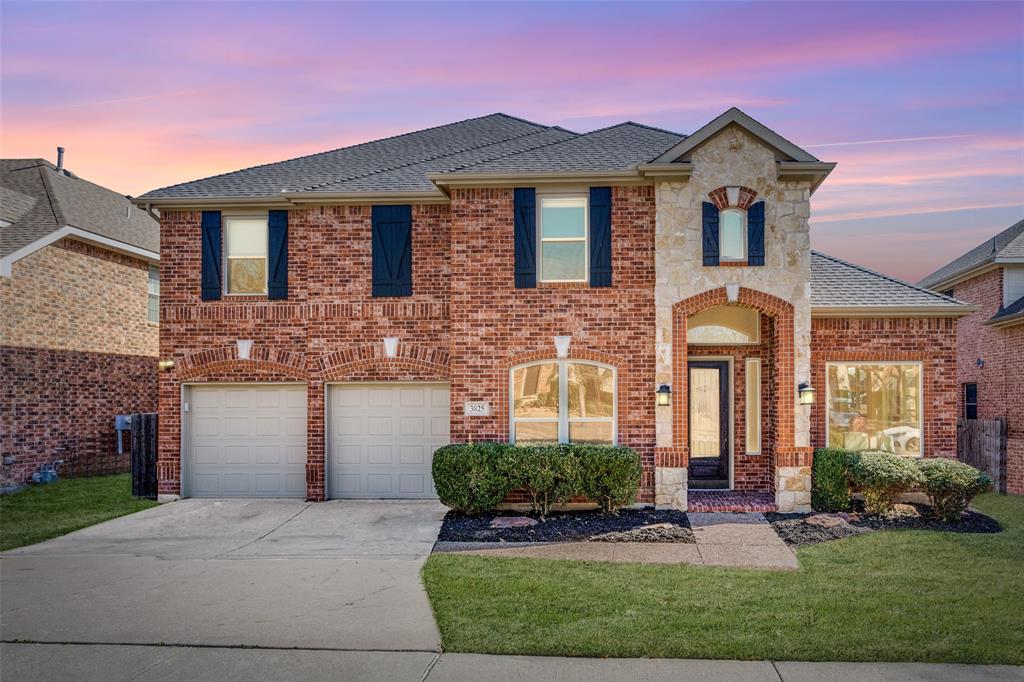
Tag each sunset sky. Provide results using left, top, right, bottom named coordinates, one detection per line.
left=2, top=1, right=1022, bottom=282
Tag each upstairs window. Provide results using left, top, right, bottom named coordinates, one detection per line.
left=225, top=216, right=268, bottom=295
left=147, top=265, right=159, bottom=322
left=719, top=208, right=746, bottom=262
left=511, top=360, right=615, bottom=444
left=538, top=195, right=588, bottom=282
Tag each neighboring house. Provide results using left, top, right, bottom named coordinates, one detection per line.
left=919, top=219, right=1024, bottom=495
left=1, top=153, right=160, bottom=488
left=135, top=108, right=970, bottom=511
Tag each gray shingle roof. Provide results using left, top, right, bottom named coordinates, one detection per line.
left=989, top=294, right=1024, bottom=324
left=138, top=113, right=567, bottom=200
left=811, top=251, right=966, bottom=309
left=440, top=122, right=685, bottom=174
left=1, top=159, right=159, bottom=258
left=918, top=218, right=1024, bottom=289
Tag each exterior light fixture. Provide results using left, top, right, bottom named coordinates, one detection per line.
left=798, top=382, right=816, bottom=405
left=976, top=358, right=985, bottom=368
left=656, top=384, right=672, bottom=406
left=157, top=359, right=175, bottom=371
left=383, top=337, right=399, bottom=358
left=237, top=339, right=253, bottom=360
left=554, top=335, right=572, bottom=359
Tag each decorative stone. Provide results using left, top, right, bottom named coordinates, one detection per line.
left=805, top=514, right=849, bottom=529
left=489, top=516, right=538, bottom=529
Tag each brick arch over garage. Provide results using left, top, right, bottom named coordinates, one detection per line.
left=176, top=346, right=308, bottom=382
left=314, top=343, right=450, bottom=382
left=670, top=287, right=797, bottom=468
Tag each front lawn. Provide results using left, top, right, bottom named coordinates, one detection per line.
left=422, top=493, right=1024, bottom=664
left=0, top=474, right=156, bottom=551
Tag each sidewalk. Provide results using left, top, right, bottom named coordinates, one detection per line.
left=3, top=643, right=1021, bottom=681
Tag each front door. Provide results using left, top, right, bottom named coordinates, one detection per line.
left=688, top=361, right=730, bottom=488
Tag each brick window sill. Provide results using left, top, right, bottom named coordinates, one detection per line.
left=537, top=281, right=591, bottom=289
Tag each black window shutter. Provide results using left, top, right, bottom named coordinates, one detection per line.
left=200, top=210, right=222, bottom=300
left=513, top=187, right=536, bottom=288
left=747, top=201, right=765, bottom=266
left=589, top=187, right=612, bottom=287
left=267, top=210, right=288, bottom=300
left=702, top=202, right=720, bottom=266
left=371, top=205, right=412, bottom=297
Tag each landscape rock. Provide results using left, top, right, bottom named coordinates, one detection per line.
left=489, top=516, right=538, bottom=529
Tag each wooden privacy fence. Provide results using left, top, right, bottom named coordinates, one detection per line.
left=130, top=413, right=159, bottom=499
left=958, top=417, right=1007, bottom=493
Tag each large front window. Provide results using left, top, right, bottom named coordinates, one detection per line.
left=826, top=362, right=923, bottom=456
left=225, top=216, right=268, bottom=294
left=538, top=195, right=588, bottom=282
left=511, top=360, right=615, bottom=444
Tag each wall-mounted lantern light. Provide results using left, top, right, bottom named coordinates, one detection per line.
left=976, top=358, right=985, bottom=368
left=656, top=384, right=672, bottom=407
left=798, top=382, right=816, bottom=405
left=158, top=359, right=175, bottom=371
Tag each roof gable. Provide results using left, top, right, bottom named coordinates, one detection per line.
left=918, top=218, right=1024, bottom=289
left=652, top=107, right=819, bottom=164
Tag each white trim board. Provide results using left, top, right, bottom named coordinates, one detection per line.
left=1, top=225, right=159, bottom=277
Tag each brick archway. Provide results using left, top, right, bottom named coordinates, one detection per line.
left=314, top=343, right=450, bottom=382
left=176, top=346, right=307, bottom=381
left=669, top=287, right=797, bottom=473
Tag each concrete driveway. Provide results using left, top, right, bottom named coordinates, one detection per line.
left=1, top=499, right=446, bottom=651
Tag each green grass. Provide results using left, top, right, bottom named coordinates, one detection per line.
left=422, top=493, right=1024, bottom=664
left=1, top=474, right=157, bottom=551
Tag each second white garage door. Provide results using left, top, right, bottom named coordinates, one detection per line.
left=328, top=383, right=450, bottom=498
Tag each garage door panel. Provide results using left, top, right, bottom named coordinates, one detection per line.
left=188, top=385, right=307, bottom=498
left=329, top=383, right=449, bottom=499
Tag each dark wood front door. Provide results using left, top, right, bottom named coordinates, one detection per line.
left=688, top=360, right=730, bottom=488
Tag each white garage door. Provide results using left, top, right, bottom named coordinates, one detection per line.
left=328, top=383, right=449, bottom=499
left=187, top=384, right=307, bottom=498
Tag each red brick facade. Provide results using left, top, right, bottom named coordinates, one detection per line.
left=0, top=240, right=158, bottom=487
left=809, top=317, right=959, bottom=459
left=154, top=191, right=961, bottom=503
left=949, top=268, right=1023, bottom=494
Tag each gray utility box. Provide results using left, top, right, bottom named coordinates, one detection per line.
left=115, top=414, right=133, bottom=455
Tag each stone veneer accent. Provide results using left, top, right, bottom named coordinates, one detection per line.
left=654, top=466, right=687, bottom=509
left=775, top=466, right=812, bottom=512
left=653, top=124, right=814, bottom=508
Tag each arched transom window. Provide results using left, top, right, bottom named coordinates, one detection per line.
left=688, top=305, right=761, bottom=345
left=510, top=360, right=616, bottom=444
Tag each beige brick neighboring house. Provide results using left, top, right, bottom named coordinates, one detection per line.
left=920, top=219, right=1024, bottom=495
left=1, top=155, right=160, bottom=488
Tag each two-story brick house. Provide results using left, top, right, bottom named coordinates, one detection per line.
left=135, top=108, right=970, bottom=511
left=920, top=219, right=1024, bottom=495
left=1, top=153, right=160, bottom=488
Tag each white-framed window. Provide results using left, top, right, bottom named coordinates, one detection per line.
left=224, top=215, right=268, bottom=295
left=147, top=264, right=159, bottom=323
left=538, top=194, right=588, bottom=282
left=720, top=208, right=746, bottom=262
left=826, top=362, right=923, bottom=457
left=688, top=305, right=761, bottom=345
left=510, top=359, right=616, bottom=444
left=745, top=357, right=761, bottom=454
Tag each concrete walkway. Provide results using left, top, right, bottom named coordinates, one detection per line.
left=2, top=644, right=1020, bottom=681
left=444, top=511, right=798, bottom=570
left=1, top=499, right=446, bottom=651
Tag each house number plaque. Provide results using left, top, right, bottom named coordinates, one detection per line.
left=463, top=401, right=491, bottom=417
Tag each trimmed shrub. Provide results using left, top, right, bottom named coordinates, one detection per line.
left=917, top=458, right=992, bottom=522
left=847, top=450, right=923, bottom=516
left=512, top=443, right=582, bottom=517
left=577, top=445, right=642, bottom=513
left=811, top=448, right=854, bottom=512
left=431, top=442, right=516, bottom=514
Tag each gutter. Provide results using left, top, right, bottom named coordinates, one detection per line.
left=428, top=170, right=648, bottom=188
left=1, top=226, right=159, bottom=278
left=985, top=310, right=1024, bottom=328
left=922, top=258, right=1024, bottom=293
left=811, top=304, right=978, bottom=318
left=132, top=190, right=450, bottom=210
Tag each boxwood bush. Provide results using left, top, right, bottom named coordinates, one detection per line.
left=577, top=445, right=643, bottom=513
left=811, top=448, right=854, bottom=512
left=917, top=458, right=992, bottom=522
left=431, top=442, right=641, bottom=515
left=847, top=450, right=923, bottom=516
left=431, top=442, right=517, bottom=514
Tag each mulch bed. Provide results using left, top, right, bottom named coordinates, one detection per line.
left=766, top=501, right=1002, bottom=548
left=438, top=508, right=695, bottom=544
